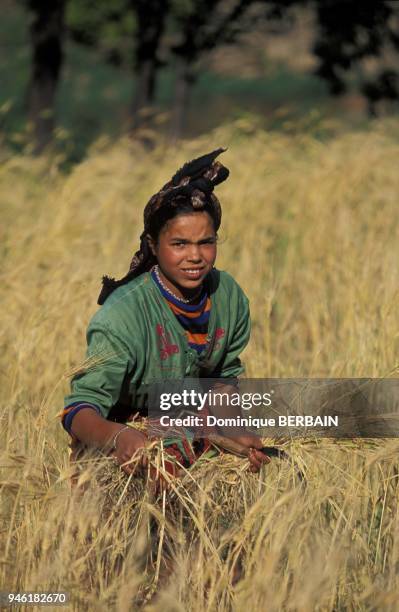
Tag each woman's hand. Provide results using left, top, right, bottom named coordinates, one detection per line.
left=111, top=427, right=149, bottom=475
left=233, top=432, right=271, bottom=473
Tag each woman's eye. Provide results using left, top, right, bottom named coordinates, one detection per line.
left=171, top=240, right=215, bottom=247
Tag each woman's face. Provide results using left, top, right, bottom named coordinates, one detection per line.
left=148, top=211, right=217, bottom=299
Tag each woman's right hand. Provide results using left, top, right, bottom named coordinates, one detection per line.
left=112, top=427, right=149, bottom=475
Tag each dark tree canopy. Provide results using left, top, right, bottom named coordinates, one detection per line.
left=313, top=0, right=399, bottom=113
left=66, top=0, right=134, bottom=66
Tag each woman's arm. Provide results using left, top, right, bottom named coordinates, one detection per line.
left=70, top=407, right=148, bottom=475
left=70, top=407, right=125, bottom=449
left=63, top=321, right=149, bottom=473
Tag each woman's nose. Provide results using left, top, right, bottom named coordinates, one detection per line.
left=187, top=245, right=201, bottom=261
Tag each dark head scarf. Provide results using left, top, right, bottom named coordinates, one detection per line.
left=97, top=147, right=230, bottom=305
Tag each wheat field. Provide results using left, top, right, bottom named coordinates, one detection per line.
left=1, top=119, right=399, bottom=611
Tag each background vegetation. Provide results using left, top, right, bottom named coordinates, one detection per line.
left=1, top=0, right=399, bottom=161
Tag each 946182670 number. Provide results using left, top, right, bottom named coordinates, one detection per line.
left=0, top=592, right=69, bottom=606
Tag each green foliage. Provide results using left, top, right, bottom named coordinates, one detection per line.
left=66, top=0, right=136, bottom=66
left=313, top=0, right=399, bottom=109
left=169, top=0, right=197, bottom=20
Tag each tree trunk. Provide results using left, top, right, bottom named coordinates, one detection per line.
left=170, top=56, right=196, bottom=142
left=131, top=59, right=158, bottom=129
left=27, top=0, right=66, bottom=154
left=131, top=0, right=168, bottom=132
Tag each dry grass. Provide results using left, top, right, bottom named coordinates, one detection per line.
left=1, top=118, right=399, bottom=610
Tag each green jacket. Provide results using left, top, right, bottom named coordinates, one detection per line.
left=64, top=268, right=251, bottom=423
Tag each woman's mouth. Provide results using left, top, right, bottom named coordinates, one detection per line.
left=181, top=268, right=204, bottom=279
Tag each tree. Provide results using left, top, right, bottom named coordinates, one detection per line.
left=67, top=0, right=134, bottom=67
left=67, top=0, right=169, bottom=131
left=313, top=0, right=399, bottom=115
left=168, top=0, right=303, bottom=139
left=130, top=0, right=169, bottom=130
left=27, top=0, right=66, bottom=153
left=169, top=0, right=257, bottom=139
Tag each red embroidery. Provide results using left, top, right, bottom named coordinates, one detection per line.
left=214, top=327, right=225, bottom=351
left=156, top=324, right=179, bottom=360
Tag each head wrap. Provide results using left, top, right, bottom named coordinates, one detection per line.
left=97, top=147, right=230, bottom=305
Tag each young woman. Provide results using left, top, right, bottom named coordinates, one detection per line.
left=61, top=148, right=269, bottom=479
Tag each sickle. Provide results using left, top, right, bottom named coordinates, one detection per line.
left=208, top=433, right=306, bottom=484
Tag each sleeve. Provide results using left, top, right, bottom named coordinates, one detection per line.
left=215, top=289, right=251, bottom=379
left=61, top=322, right=136, bottom=435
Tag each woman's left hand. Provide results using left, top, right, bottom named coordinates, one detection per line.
left=233, top=432, right=271, bottom=472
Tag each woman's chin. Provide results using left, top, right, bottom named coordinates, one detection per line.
left=179, top=270, right=205, bottom=282
left=175, top=276, right=205, bottom=296
left=179, top=280, right=202, bottom=294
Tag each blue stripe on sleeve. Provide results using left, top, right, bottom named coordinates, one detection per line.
left=62, top=402, right=101, bottom=434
